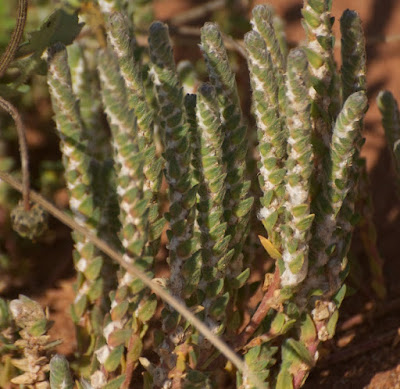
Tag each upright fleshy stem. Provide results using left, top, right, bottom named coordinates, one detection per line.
left=195, top=83, right=233, bottom=345
left=323, top=92, right=368, bottom=291
left=341, top=11, right=385, bottom=297
left=250, top=4, right=288, bottom=146
left=340, top=10, right=367, bottom=102
left=245, top=29, right=286, bottom=249
left=311, top=92, right=368, bottom=269
left=340, top=9, right=367, bottom=216
left=338, top=8, right=367, bottom=234
left=251, top=5, right=285, bottom=74
left=67, top=43, right=119, bottom=249
left=47, top=44, right=107, bottom=331
left=302, top=0, right=338, bottom=146
left=281, top=48, right=314, bottom=288
left=200, top=22, right=253, bottom=278
left=148, top=21, right=199, bottom=387
left=301, top=92, right=368, bottom=321
left=374, top=93, right=400, bottom=298
left=106, top=12, right=152, bottom=148
left=308, top=6, right=368, bottom=285
left=377, top=91, right=400, bottom=292
left=288, top=92, right=367, bottom=389
left=106, top=12, right=165, bottom=245
left=47, top=44, right=110, bottom=382
left=96, top=49, right=152, bottom=387
left=98, top=49, right=146, bottom=262
left=377, top=91, right=400, bottom=182
left=149, top=21, right=198, bottom=299
left=67, top=43, right=110, bottom=160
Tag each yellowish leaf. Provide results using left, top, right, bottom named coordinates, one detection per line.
left=258, top=235, right=282, bottom=260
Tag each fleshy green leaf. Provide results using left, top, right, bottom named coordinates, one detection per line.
left=104, top=345, right=124, bottom=372
left=18, top=9, right=84, bottom=57
left=326, top=309, right=339, bottom=338
left=50, top=355, right=73, bottom=389
left=137, top=294, right=158, bottom=322
left=276, top=365, right=294, bottom=389
left=104, top=375, right=126, bottom=389
left=283, top=338, right=314, bottom=367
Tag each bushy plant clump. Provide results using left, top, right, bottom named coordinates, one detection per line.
left=0, top=1, right=379, bottom=388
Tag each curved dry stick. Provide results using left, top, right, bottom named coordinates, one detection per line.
left=0, top=0, right=28, bottom=78
left=0, top=97, right=30, bottom=210
left=169, top=0, right=225, bottom=25
left=0, top=0, right=30, bottom=210
left=0, top=171, right=267, bottom=389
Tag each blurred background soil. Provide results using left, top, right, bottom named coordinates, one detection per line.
left=2, top=1, right=400, bottom=388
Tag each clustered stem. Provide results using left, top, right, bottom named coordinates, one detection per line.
left=0, top=1, right=385, bottom=388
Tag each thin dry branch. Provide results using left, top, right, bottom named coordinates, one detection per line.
left=169, top=0, right=226, bottom=25
left=0, top=97, right=30, bottom=210
left=0, top=0, right=28, bottom=78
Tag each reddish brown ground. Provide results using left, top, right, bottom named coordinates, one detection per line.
left=5, top=1, right=400, bottom=388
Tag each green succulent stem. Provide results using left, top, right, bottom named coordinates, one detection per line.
left=245, top=28, right=286, bottom=249
left=302, top=0, right=338, bottom=145
left=149, top=21, right=198, bottom=299
left=200, top=22, right=253, bottom=277
left=251, top=5, right=286, bottom=73
left=47, top=43, right=107, bottom=331
left=95, top=48, right=159, bottom=385
left=194, top=83, right=233, bottom=343
left=67, top=43, right=110, bottom=160
left=281, top=48, right=314, bottom=288
left=312, top=91, right=368, bottom=270
left=107, top=12, right=153, bottom=149
left=377, top=91, right=400, bottom=182
left=148, top=21, right=199, bottom=387
left=340, top=10, right=366, bottom=102
left=97, top=49, right=146, bottom=263
left=106, top=11, right=165, bottom=246
left=250, top=5, right=287, bottom=116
